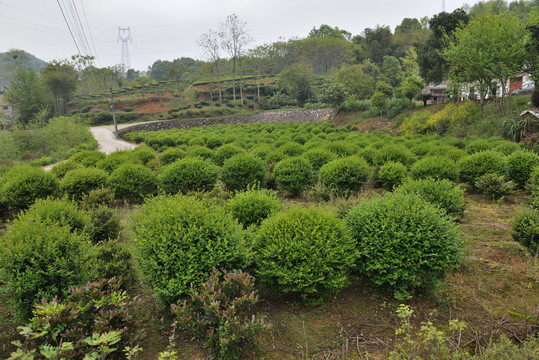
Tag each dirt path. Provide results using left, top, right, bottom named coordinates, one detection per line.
left=90, top=125, right=138, bottom=154
left=43, top=124, right=140, bottom=171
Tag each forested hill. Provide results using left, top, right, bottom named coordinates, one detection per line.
left=0, top=51, right=46, bottom=88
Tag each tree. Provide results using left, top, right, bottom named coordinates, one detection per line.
left=248, top=44, right=275, bottom=103
left=40, top=60, right=78, bottom=116
left=309, top=24, right=352, bottom=41
left=5, top=67, right=49, bottom=125
left=397, top=76, right=426, bottom=107
left=277, top=63, right=314, bottom=107
left=320, top=82, right=348, bottom=106
left=197, top=29, right=223, bottom=100
left=335, top=63, right=377, bottom=99
left=363, top=26, right=393, bottom=66
left=219, top=14, right=253, bottom=101
left=417, top=9, right=469, bottom=84
left=401, top=48, right=419, bottom=78
left=524, top=22, right=539, bottom=107
left=444, top=14, right=527, bottom=108
left=297, top=37, right=353, bottom=75
left=381, top=55, right=403, bottom=87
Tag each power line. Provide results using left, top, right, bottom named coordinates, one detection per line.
left=64, top=0, right=89, bottom=56
left=80, top=0, right=100, bottom=66
left=0, top=1, right=63, bottom=22
left=56, top=0, right=82, bottom=57
left=70, top=0, right=93, bottom=58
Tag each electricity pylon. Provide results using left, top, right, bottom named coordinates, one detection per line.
left=118, top=27, right=131, bottom=74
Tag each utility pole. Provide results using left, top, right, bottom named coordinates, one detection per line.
left=442, top=0, right=445, bottom=12
left=110, top=88, right=119, bottom=138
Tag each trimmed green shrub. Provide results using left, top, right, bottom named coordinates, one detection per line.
left=375, top=144, right=417, bottom=167
left=255, top=206, right=357, bottom=304
left=130, top=145, right=156, bottom=164
left=30, top=156, right=54, bottom=167
left=108, top=163, right=159, bottom=203
left=214, top=144, right=246, bottom=166
left=132, top=195, right=250, bottom=305
left=160, top=157, right=219, bottom=194
left=1, top=166, right=59, bottom=210
left=410, top=156, right=459, bottom=182
left=475, top=173, right=516, bottom=200
left=91, top=239, right=135, bottom=287
left=228, top=188, right=281, bottom=227
left=86, top=206, right=121, bottom=243
left=506, top=151, right=539, bottom=188
left=187, top=145, right=214, bottom=161
left=494, top=141, right=523, bottom=155
left=79, top=187, right=115, bottom=210
left=465, top=139, right=491, bottom=154
left=249, top=145, right=273, bottom=160
left=95, top=150, right=136, bottom=174
left=319, top=156, right=372, bottom=195
left=395, top=178, right=466, bottom=220
left=265, top=150, right=289, bottom=166
left=324, top=141, right=357, bottom=157
left=302, top=149, right=337, bottom=172
left=0, top=215, right=91, bottom=319
left=221, top=155, right=267, bottom=192
left=377, top=161, right=409, bottom=191
left=60, top=168, right=109, bottom=200
left=273, top=157, right=313, bottom=195
left=20, top=198, right=90, bottom=234
left=50, top=160, right=84, bottom=179
left=457, top=151, right=506, bottom=188
left=511, top=207, right=539, bottom=254
left=426, top=145, right=467, bottom=162
left=346, top=192, right=462, bottom=299
left=68, top=150, right=106, bottom=167
left=206, top=136, right=223, bottom=149
left=358, top=146, right=379, bottom=166
left=279, top=142, right=304, bottom=157
left=159, top=147, right=186, bottom=164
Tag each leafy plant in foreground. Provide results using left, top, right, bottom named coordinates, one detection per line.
left=172, top=269, right=267, bottom=360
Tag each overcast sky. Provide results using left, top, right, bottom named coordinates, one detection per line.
left=0, top=0, right=484, bottom=71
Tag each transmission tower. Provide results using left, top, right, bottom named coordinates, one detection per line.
left=118, top=27, right=132, bottom=74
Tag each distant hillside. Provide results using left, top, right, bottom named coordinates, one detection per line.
left=0, top=50, right=46, bottom=88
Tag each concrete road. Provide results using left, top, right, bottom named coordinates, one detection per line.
left=90, top=125, right=138, bottom=154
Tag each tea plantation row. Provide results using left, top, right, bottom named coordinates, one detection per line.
left=1, top=120, right=538, bottom=358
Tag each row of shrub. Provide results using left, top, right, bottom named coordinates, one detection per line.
left=132, top=182, right=464, bottom=309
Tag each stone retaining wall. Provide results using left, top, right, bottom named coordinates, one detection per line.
left=118, top=108, right=338, bottom=137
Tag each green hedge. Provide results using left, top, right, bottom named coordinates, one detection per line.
left=221, top=155, right=267, bottom=192
left=160, top=157, right=219, bottom=194
left=273, top=157, right=313, bottom=195
left=319, top=156, right=372, bottom=195
left=1, top=166, right=59, bottom=210
left=255, top=206, right=356, bottom=304
left=132, top=195, right=250, bottom=305
left=346, top=192, right=462, bottom=299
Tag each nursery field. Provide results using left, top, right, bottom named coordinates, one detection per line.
left=0, top=117, right=538, bottom=359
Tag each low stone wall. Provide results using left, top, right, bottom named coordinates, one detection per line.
left=118, top=108, right=338, bottom=137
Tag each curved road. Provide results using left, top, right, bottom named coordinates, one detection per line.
left=43, top=124, right=139, bottom=171
left=90, top=125, right=138, bottom=154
